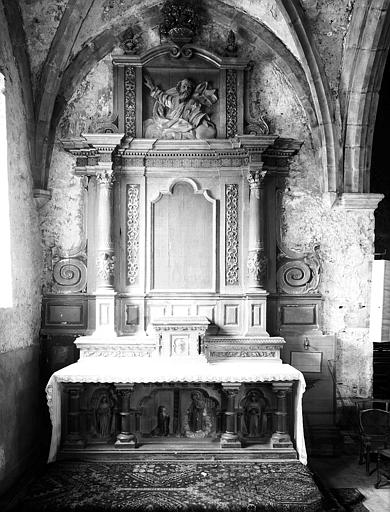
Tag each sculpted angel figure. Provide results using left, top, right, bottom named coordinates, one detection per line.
left=143, top=72, right=217, bottom=139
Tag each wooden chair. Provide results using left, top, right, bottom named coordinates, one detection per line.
left=358, top=408, right=390, bottom=475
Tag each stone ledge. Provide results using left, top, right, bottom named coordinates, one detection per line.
left=335, top=193, right=384, bottom=210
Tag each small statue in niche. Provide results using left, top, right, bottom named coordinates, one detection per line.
left=96, top=395, right=113, bottom=438
left=151, top=405, right=170, bottom=436
left=241, top=390, right=268, bottom=438
left=143, top=72, right=218, bottom=140
left=183, top=390, right=214, bottom=438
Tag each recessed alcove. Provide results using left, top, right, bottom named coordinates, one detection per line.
left=151, top=180, right=216, bottom=291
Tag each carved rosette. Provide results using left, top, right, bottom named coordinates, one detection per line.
left=127, top=184, right=140, bottom=285
left=96, top=252, right=115, bottom=287
left=226, top=69, right=238, bottom=138
left=52, top=258, right=87, bottom=293
left=225, top=184, right=239, bottom=285
left=124, top=66, right=136, bottom=137
left=247, top=249, right=267, bottom=288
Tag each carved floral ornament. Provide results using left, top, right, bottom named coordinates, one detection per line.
left=159, top=0, right=206, bottom=45
left=96, top=252, right=115, bottom=281
left=225, top=184, right=239, bottom=285
left=247, top=249, right=267, bottom=287
left=247, top=169, right=267, bottom=188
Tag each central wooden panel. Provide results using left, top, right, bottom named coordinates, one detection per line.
left=152, top=182, right=214, bottom=290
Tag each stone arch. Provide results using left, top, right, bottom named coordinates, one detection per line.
left=43, top=0, right=329, bottom=192
left=341, top=0, right=390, bottom=192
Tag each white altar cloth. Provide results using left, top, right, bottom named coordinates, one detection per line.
left=46, top=358, right=307, bottom=464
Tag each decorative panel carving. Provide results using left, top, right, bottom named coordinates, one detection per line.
left=52, top=258, right=87, bottom=293
left=224, top=304, right=239, bottom=326
left=126, top=305, right=139, bottom=326
left=226, top=69, right=238, bottom=138
left=276, top=190, right=320, bottom=295
left=281, top=304, right=317, bottom=326
left=251, top=304, right=263, bottom=328
left=126, top=184, right=140, bottom=285
left=225, top=184, right=239, bottom=285
left=124, top=66, right=136, bottom=137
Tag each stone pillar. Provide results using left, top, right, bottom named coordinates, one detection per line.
left=221, top=384, right=241, bottom=448
left=271, top=382, right=293, bottom=448
left=115, top=385, right=136, bottom=448
left=95, top=169, right=116, bottom=334
left=64, top=384, right=84, bottom=447
left=246, top=166, right=267, bottom=290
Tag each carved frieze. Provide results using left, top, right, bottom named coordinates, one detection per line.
left=124, top=66, right=136, bottom=137
left=126, top=185, right=140, bottom=285
left=226, top=69, right=238, bottom=138
left=225, top=184, right=239, bottom=285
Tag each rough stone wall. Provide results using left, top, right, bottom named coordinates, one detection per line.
left=34, top=0, right=376, bottom=406
left=0, top=4, right=42, bottom=495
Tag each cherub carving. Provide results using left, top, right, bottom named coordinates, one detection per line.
left=143, top=72, right=218, bottom=139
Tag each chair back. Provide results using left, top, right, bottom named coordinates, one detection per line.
left=359, top=408, right=390, bottom=437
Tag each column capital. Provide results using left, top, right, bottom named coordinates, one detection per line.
left=272, top=382, right=293, bottom=394
left=222, top=383, right=241, bottom=395
left=247, top=167, right=267, bottom=188
left=116, top=384, right=135, bottom=395
left=96, top=169, right=116, bottom=186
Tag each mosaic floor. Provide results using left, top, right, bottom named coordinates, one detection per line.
left=19, top=460, right=324, bottom=511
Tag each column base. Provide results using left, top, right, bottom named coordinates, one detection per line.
left=220, top=433, right=242, bottom=449
left=115, top=433, right=137, bottom=449
left=64, top=435, right=85, bottom=447
left=271, top=432, right=293, bottom=448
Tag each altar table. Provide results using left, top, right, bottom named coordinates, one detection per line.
left=46, top=357, right=307, bottom=464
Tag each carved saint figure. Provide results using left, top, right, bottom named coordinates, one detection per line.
left=151, top=405, right=170, bottom=436
left=187, top=391, right=207, bottom=432
left=96, top=395, right=112, bottom=438
left=241, top=390, right=267, bottom=438
left=143, top=72, right=217, bottom=140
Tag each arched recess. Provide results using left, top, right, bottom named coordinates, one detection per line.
left=271, top=0, right=339, bottom=192
left=341, top=0, right=390, bottom=192
left=44, top=3, right=322, bottom=189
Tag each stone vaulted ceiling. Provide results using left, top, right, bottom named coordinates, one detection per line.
left=3, top=0, right=390, bottom=196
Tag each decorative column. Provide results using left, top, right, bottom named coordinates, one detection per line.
left=115, top=385, right=137, bottom=448
left=246, top=166, right=267, bottom=290
left=220, top=384, right=241, bottom=448
left=95, top=169, right=116, bottom=334
left=271, top=382, right=293, bottom=448
left=64, top=384, right=84, bottom=447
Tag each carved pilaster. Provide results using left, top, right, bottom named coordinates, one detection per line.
left=124, top=66, right=136, bottom=137
left=225, top=184, right=239, bottom=285
left=221, top=384, right=241, bottom=448
left=247, top=167, right=267, bottom=290
left=226, top=69, right=238, bottom=138
left=126, top=184, right=140, bottom=285
left=115, top=385, right=136, bottom=448
left=271, top=382, right=293, bottom=448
